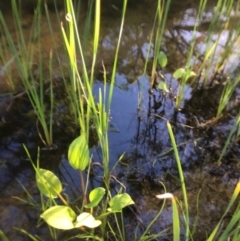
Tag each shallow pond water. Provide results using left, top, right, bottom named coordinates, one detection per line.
left=0, top=1, right=240, bottom=240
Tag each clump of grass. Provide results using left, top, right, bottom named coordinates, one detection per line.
left=216, top=76, right=240, bottom=118
left=56, top=0, right=131, bottom=239
left=149, top=0, right=171, bottom=89
left=153, top=0, right=240, bottom=111
left=217, top=111, right=240, bottom=164
left=0, top=0, right=54, bottom=147
left=207, top=181, right=240, bottom=241
left=156, top=121, right=240, bottom=241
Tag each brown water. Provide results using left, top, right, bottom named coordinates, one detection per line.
left=0, top=1, right=239, bottom=240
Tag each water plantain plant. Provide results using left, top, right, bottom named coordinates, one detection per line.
left=23, top=144, right=134, bottom=240
left=36, top=167, right=134, bottom=236
left=156, top=50, right=196, bottom=110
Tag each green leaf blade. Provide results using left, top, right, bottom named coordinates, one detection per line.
left=36, top=169, right=62, bottom=198
left=157, top=81, right=169, bottom=92
left=186, top=70, right=196, bottom=80
left=173, top=68, right=186, bottom=79
left=158, top=51, right=168, bottom=68
left=108, top=193, right=134, bottom=212
left=84, top=187, right=106, bottom=208
left=40, top=206, right=76, bottom=230
left=68, top=135, right=89, bottom=170
left=75, top=212, right=101, bottom=228
left=172, top=197, right=180, bottom=241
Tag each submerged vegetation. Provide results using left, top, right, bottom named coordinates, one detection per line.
left=0, top=0, right=240, bottom=240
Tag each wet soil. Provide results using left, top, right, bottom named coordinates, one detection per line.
left=0, top=1, right=240, bottom=240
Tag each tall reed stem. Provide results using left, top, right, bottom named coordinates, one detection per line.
left=167, top=121, right=189, bottom=240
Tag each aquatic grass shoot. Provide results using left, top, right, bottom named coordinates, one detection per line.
left=156, top=193, right=180, bottom=241
left=217, top=111, right=240, bottom=164
left=206, top=0, right=240, bottom=86
left=61, top=0, right=127, bottom=182
left=216, top=75, right=240, bottom=118
left=165, top=121, right=240, bottom=240
left=187, top=0, right=237, bottom=86
left=215, top=2, right=240, bottom=118
left=167, top=121, right=189, bottom=240
left=148, top=0, right=171, bottom=89
left=0, top=230, right=10, bottom=241
left=169, top=0, right=240, bottom=110
left=0, top=35, right=16, bottom=90
left=139, top=0, right=170, bottom=116
left=61, top=0, right=132, bottom=239
left=0, top=0, right=54, bottom=147
left=207, top=181, right=240, bottom=241
left=196, top=0, right=240, bottom=89
left=172, top=0, right=208, bottom=109
left=137, top=183, right=169, bottom=241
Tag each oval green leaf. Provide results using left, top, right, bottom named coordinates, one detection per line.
left=173, top=68, right=186, bottom=79
left=40, top=206, right=76, bottom=230
left=36, top=169, right=62, bottom=198
left=74, top=212, right=101, bottom=228
left=157, top=81, right=169, bottom=92
left=158, top=51, right=168, bottom=68
left=84, top=187, right=106, bottom=208
left=68, top=135, right=89, bottom=170
left=108, top=193, right=135, bottom=212
left=186, top=70, right=196, bottom=80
